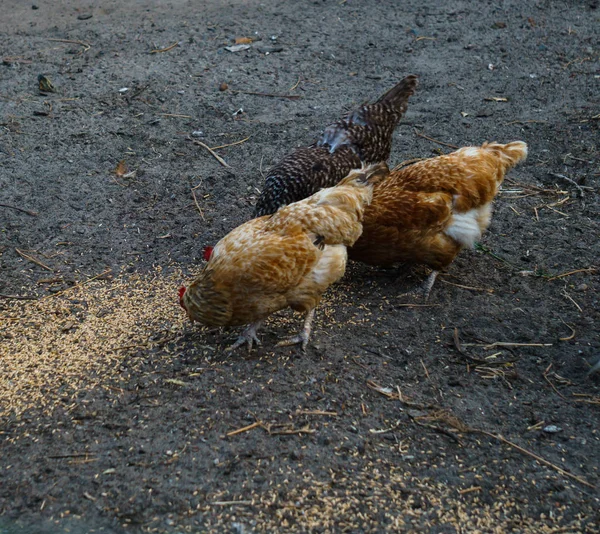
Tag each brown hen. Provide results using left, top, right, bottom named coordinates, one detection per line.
left=180, top=163, right=388, bottom=351
left=349, top=142, right=528, bottom=297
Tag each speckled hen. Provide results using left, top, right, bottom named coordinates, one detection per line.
left=253, top=75, right=418, bottom=217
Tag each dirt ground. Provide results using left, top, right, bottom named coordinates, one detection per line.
left=1, top=0, right=599, bottom=532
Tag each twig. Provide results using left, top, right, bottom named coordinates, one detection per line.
left=505, top=177, right=565, bottom=195
left=474, top=244, right=513, bottom=266
left=159, top=113, right=191, bottom=118
left=233, top=90, right=302, bottom=100
left=549, top=173, right=586, bottom=197
left=227, top=421, right=262, bottom=437
left=547, top=267, right=597, bottom=281
left=366, top=380, right=438, bottom=411
left=440, top=279, right=494, bottom=293
left=420, top=359, right=430, bottom=379
left=0, top=203, right=38, bottom=216
left=462, top=342, right=552, bottom=349
left=414, top=129, right=458, bottom=149
left=412, top=418, right=462, bottom=444
left=458, top=486, right=481, bottom=495
left=150, top=42, right=179, bottom=54
left=189, top=138, right=231, bottom=168
left=476, top=430, right=595, bottom=489
left=191, top=188, right=205, bottom=220
left=0, top=293, right=37, bottom=300
left=15, top=249, right=53, bottom=271
left=562, top=290, right=582, bottom=312
left=295, top=410, right=338, bottom=416
left=210, top=136, right=251, bottom=150
left=47, top=38, right=91, bottom=53
left=543, top=369, right=567, bottom=400
left=504, top=119, right=548, bottom=126
left=48, top=453, right=95, bottom=459
left=395, top=303, right=440, bottom=308
left=559, top=319, right=576, bottom=342
left=267, top=425, right=315, bottom=435
left=38, top=269, right=112, bottom=301
left=212, top=501, right=253, bottom=506
left=452, top=328, right=490, bottom=366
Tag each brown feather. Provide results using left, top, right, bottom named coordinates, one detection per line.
left=182, top=163, right=385, bottom=330
left=349, top=142, right=528, bottom=271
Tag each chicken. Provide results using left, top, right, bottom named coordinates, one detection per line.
left=180, top=162, right=389, bottom=351
left=253, top=75, right=418, bottom=217
left=349, top=142, right=528, bottom=298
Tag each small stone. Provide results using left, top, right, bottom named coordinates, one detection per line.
left=191, top=130, right=204, bottom=138
left=543, top=425, right=561, bottom=434
left=219, top=82, right=228, bottom=91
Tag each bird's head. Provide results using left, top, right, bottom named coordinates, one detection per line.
left=203, top=245, right=214, bottom=261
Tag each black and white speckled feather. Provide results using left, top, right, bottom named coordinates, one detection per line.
left=254, top=75, right=418, bottom=217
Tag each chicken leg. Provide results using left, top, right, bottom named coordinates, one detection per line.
left=276, top=309, right=316, bottom=351
left=402, top=270, right=439, bottom=302
left=420, top=270, right=439, bottom=301
left=226, top=321, right=263, bottom=353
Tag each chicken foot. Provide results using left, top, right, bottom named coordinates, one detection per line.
left=276, top=309, right=316, bottom=351
left=403, top=270, right=439, bottom=302
left=226, top=321, right=263, bottom=353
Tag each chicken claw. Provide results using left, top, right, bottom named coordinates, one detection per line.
left=226, top=321, right=263, bottom=354
left=276, top=309, right=315, bottom=352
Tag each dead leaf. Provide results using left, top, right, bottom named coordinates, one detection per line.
left=235, top=37, right=253, bottom=45
left=113, top=160, right=127, bottom=177
left=38, top=74, right=56, bottom=93
left=225, top=44, right=250, bottom=53
left=484, top=97, right=509, bottom=102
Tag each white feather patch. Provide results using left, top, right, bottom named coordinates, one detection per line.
left=445, top=208, right=485, bottom=248
left=459, top=146, right=481, bottom=158
left=311, top=245, right=347, bottom=286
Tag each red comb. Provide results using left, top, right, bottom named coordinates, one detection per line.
left=203, top=246, right=214, bottom=261
left=178, top=286, right=188, bottom=312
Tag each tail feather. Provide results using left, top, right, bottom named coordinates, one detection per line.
left=483, top=141, right=528, bottom=170
left=376, top=75, right=419, bottom=109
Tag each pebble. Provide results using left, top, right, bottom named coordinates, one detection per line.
left=543, top=425, right=561, bottom=434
